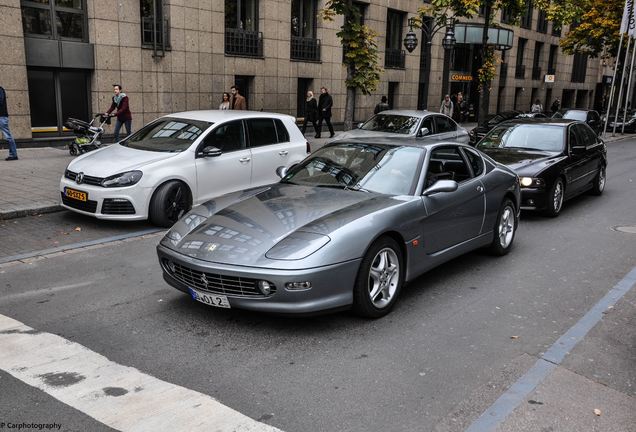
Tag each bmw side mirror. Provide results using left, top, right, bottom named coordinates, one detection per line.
left=417, top=127, right=430, bottom=138
left=276, top=166, right=288, bottom=178
left=423, top=180, right=458, bottom=196
left=198, top=146, right=222, bottom=158
left=571, top=145, right=586, bottom=155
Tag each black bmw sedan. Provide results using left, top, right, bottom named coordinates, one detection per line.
left=476, top=119, right=607, bottom=216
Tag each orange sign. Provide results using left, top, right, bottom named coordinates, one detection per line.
left=450, top=73, right=473, bottom=82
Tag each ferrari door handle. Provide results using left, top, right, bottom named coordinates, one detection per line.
left=239, top=157, right=251, bottom=163
left=476, top=185, right=484, bottom=193
left=278, top=150, right=289, bottom=156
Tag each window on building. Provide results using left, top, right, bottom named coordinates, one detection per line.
left=532, top=42, right=543, bottom=80
left=515, top=38, right=527, bottom=79
left=225, top=0, right=262, bottom=57
left=141, top=0, right=170, bottom=52
left=291, top=0, right=319, bottom=61
left=388, top=82, right=399, bottom=109
left=520, top=2, right=533, bottom=29
left=451, top=45, right=471, bottom=73
left=385, top=9, right=405, bottom=68
left=537, top=10, right=548, bottom=33
left=551, top=22, right=561, bottom=37
left=21, top=0, right=86, bottom=41
left=501, top=7, right=513, bottom=24
left=547, top=44, right=558, bottom=74
left=572, top=53, right=588, bottom=83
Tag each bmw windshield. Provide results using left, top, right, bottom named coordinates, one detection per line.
left=477, top=124, right=565, bottom=153
left=360, top=114, right=420, bottom=135
left=121, top=118, right=212, bottom=152
left=282, top=143, right=424, bottom=195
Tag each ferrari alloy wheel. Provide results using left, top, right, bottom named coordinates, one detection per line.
left=590, top=165, right=606, bottom=196
left=489, top=198, right=517, bottom=256
left=353, top=236, right=404, bottom=318
left=544, top=178, right=564, bottom=217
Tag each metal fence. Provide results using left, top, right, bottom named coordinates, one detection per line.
left=225, top=29, right=263, bottom=57
left=291, top=36, right=321, bottom=62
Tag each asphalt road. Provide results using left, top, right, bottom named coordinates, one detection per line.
left=0, top=139, right=634, bottom=432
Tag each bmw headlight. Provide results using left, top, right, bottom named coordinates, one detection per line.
left=519, top=177, right=545, bottom=188
left=266, top=232, right=331, bottom=260
left=101, top=170, right=143, bottom=187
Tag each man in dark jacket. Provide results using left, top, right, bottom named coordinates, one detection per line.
left=0, top=86, right=18, bottom=161
left=105, top=84, right=132, bottom=142
left=374, top=96, right=390, bottom=114
left=317, top=86, right=335, bottom=138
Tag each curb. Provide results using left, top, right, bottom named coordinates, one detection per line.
left=0, top=205, right=63, bottom=221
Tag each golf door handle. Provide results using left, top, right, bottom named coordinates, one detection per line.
left=239, top=157, right=251, bottom=163
left=278, top=150, right=289, bottom=156
left=476, top=185, right=484, bottom=193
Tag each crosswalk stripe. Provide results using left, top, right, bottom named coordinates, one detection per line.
left=0, top=314, right=281, bottom=432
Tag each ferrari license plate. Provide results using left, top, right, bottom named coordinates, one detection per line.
left=64, top=187, right=87, bottom=202
left=189, top=287, right=230, bottom=308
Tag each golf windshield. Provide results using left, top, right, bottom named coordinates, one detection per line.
left=282, top=143, right=424, bottom=195
left=476, top=124, right=564, bottom=152
left=360, top=114, right=420, bottom=135
left=122, top=118, right=212, bottom=152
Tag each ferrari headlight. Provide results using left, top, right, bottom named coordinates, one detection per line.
left=266, top=232, right=331, bottom=260
left=101, top=170, right=143, bottom=187
left=519, top=177, right=545, bottom=188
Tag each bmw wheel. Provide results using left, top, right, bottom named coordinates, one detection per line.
left=353, top=236, right=404, bottom=318
left=544, top=178, right=565, bottom=217
left=590, top=165, right=606, bottom=196
left=489, top=198, right=517, bottom=256
left=149, top=181, right=192, bottom=227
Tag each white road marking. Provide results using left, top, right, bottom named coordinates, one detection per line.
left=0, top=314, right=281, bottom=432
left=0, top=281, right=92, bottom=304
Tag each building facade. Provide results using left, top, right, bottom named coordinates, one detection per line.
left=1, top=0, right=602, bottom=142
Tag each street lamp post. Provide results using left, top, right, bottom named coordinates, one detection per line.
left=403, top=18, right=418, bottom=53
left=441, top=18, right=456, bottom=101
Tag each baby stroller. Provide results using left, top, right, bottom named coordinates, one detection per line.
left=64, top=114, right=112, bottom=155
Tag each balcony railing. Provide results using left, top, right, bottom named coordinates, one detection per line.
left=225, top=29, right=263, bottom=57
left=515, top=64, right=526, bottom=79
left=291, top=36, right=321, bottom=62
left=500, top=63, right=508, bottom=82
left=532, top=66, right=542, bottom=80
left=385, top=48, right=406, bottom=69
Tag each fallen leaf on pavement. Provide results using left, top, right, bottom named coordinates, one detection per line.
left=594, top=408, right=602, bottom=416
left=510, top=335, right=519, bottom=339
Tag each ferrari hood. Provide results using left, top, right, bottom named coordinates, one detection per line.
left=68, top=144, right=179, bottom=177
left=162, top=183, right=398, bottom=265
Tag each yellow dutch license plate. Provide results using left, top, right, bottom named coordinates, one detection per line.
left=65, top=187, right=87, bottom=202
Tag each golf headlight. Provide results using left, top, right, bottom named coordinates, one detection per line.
left=101, top=170, right=143, bottom=187
left=519, top=177, right=545, bottom=188
left=266, top=232, right=331, bottom=260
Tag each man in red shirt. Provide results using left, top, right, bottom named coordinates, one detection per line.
left=105, top=84, right=132, bottom=142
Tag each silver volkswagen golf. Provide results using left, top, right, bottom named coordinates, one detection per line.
left=157, top=139, right=520, bottom=318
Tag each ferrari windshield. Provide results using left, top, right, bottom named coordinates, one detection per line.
left=282, top=143, right=424, bottom=195
left=360, top=114, right=420, bottom=135
left=477, top=124, right=564, bottom=152
left=122, top=118, right=211, bottom=152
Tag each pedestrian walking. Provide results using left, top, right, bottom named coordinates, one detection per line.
left=456, top=92, right=466, bottom=122
left=317, top=86, right=335, bottom=138
left=374, top=96, right=390, bottom=114
left=219, top=92, right=231, bottom=110
left=301, top=91, right=319, bottom=135
left=550, top=97, right=561, bottom=114
left=230, top=85, right=247, bottom=110
left=104, top=84, right=132, bottom=143
left=0, top=85, right=18, bottom=161
left=531, top=99, right=543, bottom=113
left=440, top=94, right=454, bottom=118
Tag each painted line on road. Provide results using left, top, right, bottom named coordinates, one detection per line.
left=0, top=228, right=164, bottom=266
left=0, top=314, right=281, bottom=432
left=465, top=266, right=636, bottom=432
left=0, top=281, right=92, bottom=305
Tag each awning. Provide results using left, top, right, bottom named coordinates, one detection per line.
left=453, top=23, right=514, bottom=50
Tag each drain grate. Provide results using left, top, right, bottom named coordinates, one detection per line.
left=612, top=225, right=636, bottom=234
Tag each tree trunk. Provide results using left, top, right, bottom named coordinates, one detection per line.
left=344, top=63, right=355, bottom=131
left=478, top=0, right=492, bottom=127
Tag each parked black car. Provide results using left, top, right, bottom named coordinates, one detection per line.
left=552, top=109, right=602, bottom=136
left=608, top=112, right=636, bottom=133
left=469, top=110, right=522, bottom=144
left=476, top=119, right=607, bottom=217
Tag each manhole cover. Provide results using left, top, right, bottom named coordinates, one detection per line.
left=612, top=225, right=636, bottom=234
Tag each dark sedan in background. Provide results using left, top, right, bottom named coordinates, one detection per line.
left=158, top=139, right=520, bottom=318
left=469, top=111, right=522, bottom=144
left=476, top=119, right=607, bottom=216
left=553, top=109, right=602, bottom=136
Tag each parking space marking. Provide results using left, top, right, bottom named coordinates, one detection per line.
left=465, top=266, right=636, bottom=432
left=0, top=314, right=281, bottom=432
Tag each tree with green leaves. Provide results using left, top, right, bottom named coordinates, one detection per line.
left=321, top=0, right=382, bottom=130
left=419, top=0, right=525, bottom=126
left=534, top=0, right=623, bottom=57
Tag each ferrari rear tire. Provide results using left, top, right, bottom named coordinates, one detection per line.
left=352, top=236, right=404, bottom=319
left=489, top=198, right=517, bottom=256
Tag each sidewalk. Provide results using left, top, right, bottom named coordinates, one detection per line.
left=0, top=128, right=630, bottom=220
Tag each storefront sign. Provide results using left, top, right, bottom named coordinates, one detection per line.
left=450, top=73, right=473, bottom=82
left=544, top=74, right=555, bottom=83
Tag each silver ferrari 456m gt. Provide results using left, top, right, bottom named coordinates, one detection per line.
left=157, top=138, right=520, bottom=318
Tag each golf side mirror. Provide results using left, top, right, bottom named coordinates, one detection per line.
left=198, top=146, right=222, bottom=158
